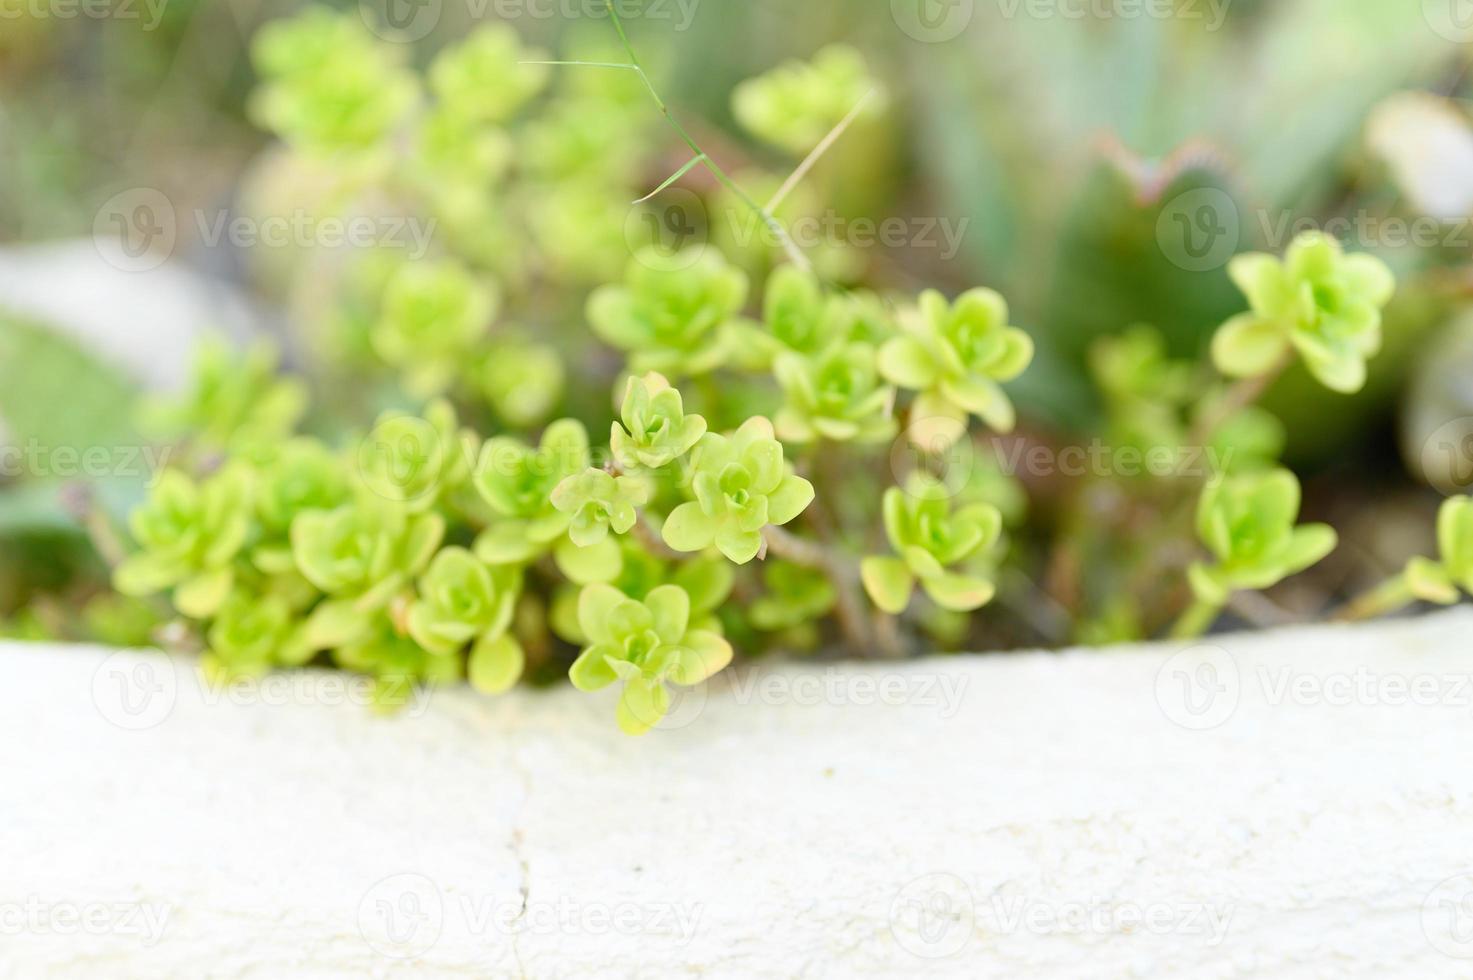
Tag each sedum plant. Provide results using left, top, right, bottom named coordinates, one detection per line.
left=861, top=475, right=1004, bottom=615
left=92, top=6, right=1454, bottom=736
left=1174, top=469, right=1338, bottom=638
left=881, top=288, right=1034, bottom=443
left=1338, top=496, right=1473, bottom=620
left=661, top=418, right=815, bottom=564
left=1212, top=232, right=1396, bottom=394
left=569, top=583, right=732, bottom=734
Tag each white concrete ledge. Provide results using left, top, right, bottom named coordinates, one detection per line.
left=5, top=609, right=1473, bottom=977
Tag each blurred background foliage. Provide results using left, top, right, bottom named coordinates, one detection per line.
left=1, top=0, right=1471, bottom=646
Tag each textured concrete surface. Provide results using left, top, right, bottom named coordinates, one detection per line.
left=4, top=609, right=1473, bottom=977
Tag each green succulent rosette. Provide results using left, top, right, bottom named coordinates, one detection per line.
left=588, top=248, right=749, bottom=377
left=1212, top=232, right=1395, bottom=394
left=732, top=44, right=884, bottom=155
left=661, top=417, right=816, bottom=564
left=1188, top=468, right=1337, bottom=605
left=1398, top=495, right=1473, bottom=606
left=568, top=583, right=733, bottom=735
left=774, top=341, right=895, bottom=444
left=291, top=497, right=445, bottom=619
left=551, top=469, right=650, bottom=548
left=250, top=10, right=417, bottom=155
left=608, top=372, right=707, bottom=471
left=472, top=419, right=590, bottom=564
left=371, top=260, right=498, bottom=397
left=203, top=589, right=309, bottom=683
left=861, top=475, right=1003, bottom=615
left=142, top=338, right=307, bottom=454
left=406, top=547, right=525, bottom=693
left=475, top=338, right=565, bottom=428
left=429, top=25, right=549, bottom=125
left=880, top=288, right=1034, bottom=443
left=335, top=617, right=461, bottom=713
left=114, top=466, right=254, bottom=619
left=355, top=399, right=479, bottom=513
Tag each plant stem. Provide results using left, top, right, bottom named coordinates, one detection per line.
left=1334, top=573, right=1415, bottom=623
left=1169, top=595, right=1224, bottom=640
left=632, top=513, right=685, bottom=561
left=598, top=1, right=811, bottom=273
left=761, top=524, right=884, bottom=655
left=1188, top=352, right=1292, bottom=452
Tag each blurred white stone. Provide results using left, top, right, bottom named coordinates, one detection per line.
left=0, top=238, right=266, bottom=391
left=1367, top=93, right=1473, bottom=222
left=4, top=609, right=1473, bottom=977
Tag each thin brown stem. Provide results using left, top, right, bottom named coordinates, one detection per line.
left=1189, top=352, right=1292, bottom=452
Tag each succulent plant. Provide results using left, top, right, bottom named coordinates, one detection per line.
left=472, top=419, right=590, bottom=564
left=588, top=249, right=749, bottom=377
left=880, top=288, right=1034, bottom=443
left=608, top=372, right=707, bottom=471
left=1212, top=232, right=1395, bottom=394
left=661, top=418, right=815, bottom=564
left=568, top=583, right=733, bottom=735
left=861, top=474, right=1003, bottom=614
left=113, top=466, right=254, bottom=619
